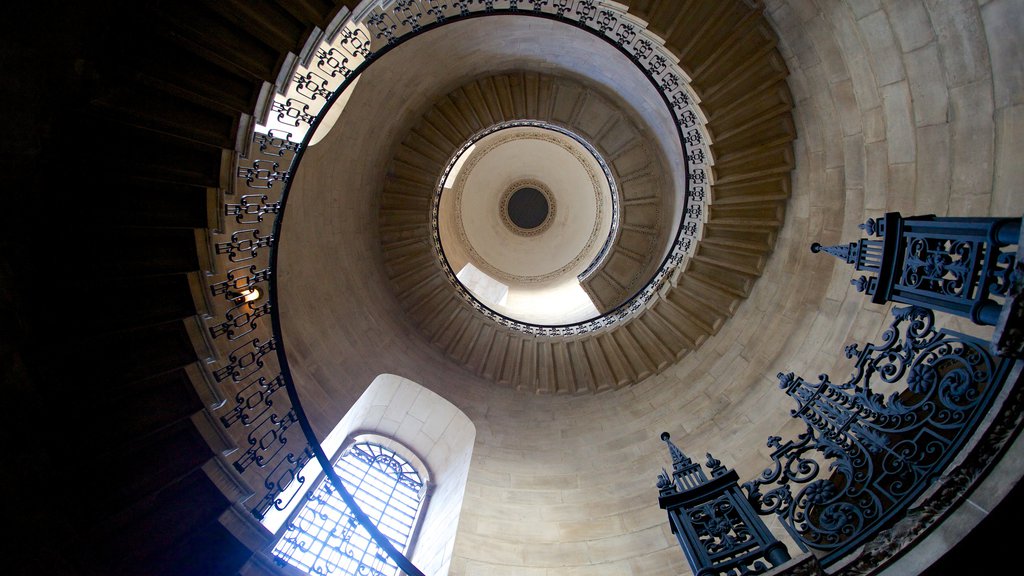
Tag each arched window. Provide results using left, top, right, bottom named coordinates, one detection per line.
left=270, top=440, right=427, bottom=576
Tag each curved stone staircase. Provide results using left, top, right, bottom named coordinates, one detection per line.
left=8, top=1, right=357, bottom=575
left=383, top=72, right=674, bottom=313
left=378, top=2, right=796, bottom=395
left=7, top=0, right=792, bottom=574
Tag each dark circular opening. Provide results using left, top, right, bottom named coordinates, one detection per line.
left=507, top=187, right=549, bottom=229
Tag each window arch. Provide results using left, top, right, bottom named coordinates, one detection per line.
left=257, top=374, right=475, bottom=576
left=270, top=439, right=428, bottom=576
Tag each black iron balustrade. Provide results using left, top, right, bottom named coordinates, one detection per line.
left=657, top=433, right=791, bottom=576
left=812, top=212, right=1020, bottom=326
left=658, top=303, right=1015, bottom=571
left=657, top=213, right=1022, bottom=573
left=742, top=305, right=1012, bottom=564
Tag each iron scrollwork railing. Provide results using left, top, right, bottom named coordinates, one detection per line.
left=657, top=433, right=791, bottom=576
left=813, top=212, right=1021, bottom=326
left=196, top=1, right=718, bottom=574
left=658, top=302, right=1016, bottom=572
left=742, top=304, right=1011, bottom=564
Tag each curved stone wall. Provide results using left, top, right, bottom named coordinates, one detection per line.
left=440, top=2, right=1023, bottom=574
left=276, top=1, right=1021, bottom=575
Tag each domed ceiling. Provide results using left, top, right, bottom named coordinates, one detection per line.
left=278, top=12, right=792, bottom=395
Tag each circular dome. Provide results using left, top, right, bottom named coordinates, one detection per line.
left=437, top=123, right=616, bottom=324
left=445, top=126, right=611, bottom=283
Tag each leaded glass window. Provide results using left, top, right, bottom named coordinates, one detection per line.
left=271, top=442, right=426, bottom=575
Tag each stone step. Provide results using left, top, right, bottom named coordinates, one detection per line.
left=700, top=224, right=778, bottom=253
left=686, top=259, right=756, bottom=298
left=493, top=330, right=520, bottom=383
left=707, top=86, right=794, bottom=144
left=380, top=190, right=432, bottom=212
left=405, top=276, right=454, bottom=322
left=667, top=2, right=747, bottom=72
left=611, top=326, right=655, bottom=382
left=701, top=52, right=789, bottom=106
left=394, top=141, right=447, bottom=175
left=626, top=320, right=675, bottom=373
left=582, top=338, right=614, bottom=392
left=663, top=286, right=724, bottom=334
left=390, top=156, right=441, bottom=186
left=690, top=8, right=772, bottom=82
left=714, top=114, right=797, bottom=159
left=484, top=330, right=513, bottom=383
left=639, top=309, right=694, bottom=358
left=381, top=236, right=431, bottom=262
left=713, top=142, right=795, bottom=185
left=566, top=340, right=594, bottom=394
left=712, top=174, right=791, bottom=205
left=708, top=200, right=787, bottom=228
left=388, top=254, right=439, bottom=293
left=596, top=333, right=638, bottom=389
left=464, top=321, right=496, bottom=375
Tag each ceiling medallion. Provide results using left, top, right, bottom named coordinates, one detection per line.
left=499, top=179, right=556, bottom=237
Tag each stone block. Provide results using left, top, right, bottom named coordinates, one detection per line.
left=881, top=80, right=916, bottom=163
left=861, top=105, right=886, bottom=143
left=844, top=133, right=866, bottom=186
left=806, top=15, right=850, bottom=84
left=859, top=9, right=906, bottom=86
left=992, top=104, right=1024, bottom=215
left=949, top=79, right=995, bottom=198
left=849, top=53, right=883, bottom=111
left=851, top=0, right=883, bottom=19
left=925, top=0, right=991, bottom=87
left=794, top=100, right=824, bottom=154
left=914, top=123, right=952, bottom=216
left=886, top=161, right=917, bottom=213
left=864, top=139, right=890, bottom=211
left=982, top=0, right=1024, bottom=108
left=522, top=539, right=591, bottom=566
left=904, top=43, right=950, bottom=127
left=788, top=0, right=822, bottom=23
left=584, top=524, right=673, bottom=563
left=946, top=190, right=993, bottom=216
left=833, top=79, right=862, bottom=136
left=884, top=0, right=935, bottom=52
left=787, top=17, right=823, bottom=71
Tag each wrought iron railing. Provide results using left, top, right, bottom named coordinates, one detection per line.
left=812, top=213, right=1020, bottom=326
left=744, top=304, right=1012, bottom=564
left=658, top=213, right=1022, bottom=574
left=197, top=1, right=716, bottom=574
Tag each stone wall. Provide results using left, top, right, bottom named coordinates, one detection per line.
left=274, top=2, right=1021, bottom=574
left=443, top=2, right=1023, bottom=574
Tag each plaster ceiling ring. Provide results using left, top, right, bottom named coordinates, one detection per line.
left=499, top=179, right=557, bottom=237
left=442, top=122, right=616, bottom=286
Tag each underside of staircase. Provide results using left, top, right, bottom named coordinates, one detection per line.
left=6, top=2, right=357, bottom=574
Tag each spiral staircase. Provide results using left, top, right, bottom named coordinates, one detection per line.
left=371, top=3, right=797, bottom=393
left=5, top=1, right=1019, bottom=575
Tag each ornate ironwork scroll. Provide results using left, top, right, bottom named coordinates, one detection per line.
left=813, top=212, right=1021, bottom=326
left=742, top=305, right=1013, bottom=565
left=657, top=433, right=790, bottom=576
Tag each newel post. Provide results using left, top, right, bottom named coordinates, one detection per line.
left=657, top=432, right=790, bottom=575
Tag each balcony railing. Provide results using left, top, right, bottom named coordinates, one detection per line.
left=658, top=212, right=1022, bottom=575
